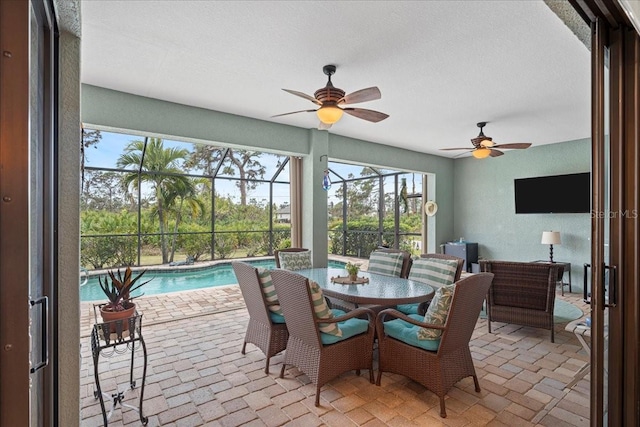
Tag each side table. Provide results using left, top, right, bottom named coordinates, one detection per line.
left=530, top=260, right=572, bottom=295
left=91, top=304, right=148, bottom=426
left=564, top=318, right=591, bottom=389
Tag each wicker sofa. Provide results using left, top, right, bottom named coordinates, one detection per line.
left=480, top=260, right=563, bottom=342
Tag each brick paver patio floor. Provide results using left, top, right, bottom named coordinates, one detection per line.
left=80, top=284, right=590, bottom=426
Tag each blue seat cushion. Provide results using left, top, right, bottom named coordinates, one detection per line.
left=269, top=311, right=286, bottom=324
left=320, top=309, right=370, bottom=345
left=396, top=303, right=420, bottom=315
left=383, top=314, right=441, bottom=352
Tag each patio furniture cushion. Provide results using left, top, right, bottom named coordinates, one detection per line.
left=396, top=303, right=420, bottom=315
left=383, top=314, right=441, bottom=351
left=268, top=311, right=286, bottom=324
left=409, top=257, right=458, bottom=287
left=418, top=284, right=456, bottom=340
left=257, top=268, right=282, bottom=315
left=278, top=250, right=313, bottom=271
left=397, top=258, right=459, bottom=316
left=319, top=309, right=370, bottom=345
left=309, top=279, right=342, bottom=337
left=368, top=251, right=404, bottom=277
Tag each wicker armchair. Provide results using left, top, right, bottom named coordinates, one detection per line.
left=480, top=260, right=563, bottom=342
left=232, top=262, right=289, bottom=374
left=376, top=273, right=494, bottom=418
left=274, top=248, right=309, bottom=268
left=270, top=269, right=376, bottom=406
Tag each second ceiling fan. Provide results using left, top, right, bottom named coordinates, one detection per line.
left=441, top=122, right=532, bottom=158
left=273, top=64, right=389, bottom=129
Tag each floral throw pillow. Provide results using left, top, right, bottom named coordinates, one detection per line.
left=257, top=268, right=282, bottom=315
left=278, top=251, right=312, bottom=271
left=308, top=280, right=342, bottom=337
left=417, top=284, right=455, bottom=340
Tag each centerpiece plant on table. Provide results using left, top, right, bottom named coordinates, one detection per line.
left=345, top=262, right=361, bottom=281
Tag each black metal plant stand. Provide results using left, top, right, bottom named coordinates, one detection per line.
left=91, top=304, right=148, bottom=426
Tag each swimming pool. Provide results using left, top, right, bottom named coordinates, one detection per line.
left=80, top=259, right=347, bottom=301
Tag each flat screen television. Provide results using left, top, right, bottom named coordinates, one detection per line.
left=514, top=172, right=591, bottom=214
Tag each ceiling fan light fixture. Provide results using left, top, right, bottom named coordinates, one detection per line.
left=316, top=105, right=343, bottom=124
left=472, top=147, right=492, bottom=159
left=480, top=139, right=494, bottom=147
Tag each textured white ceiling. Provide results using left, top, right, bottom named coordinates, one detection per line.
left=81, top=1, right=590, bottom=158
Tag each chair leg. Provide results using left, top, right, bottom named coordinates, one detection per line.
left=264, top=357, right=270, bottom=375
left=473, top=374, right=481, bottom=392
left=241, top=341, right=247, bottom=355
left=279, top=364, right=286, bottom=379
left=355, top=369, right=361, bottom=376
left=439, top=396, right=447, bottom=418
left=369, top=367, right=374, bottom=383
left=487, top=320, right=492, bottom=334
left=315, top=385, right=321, bottom=407
left=376, top=369, right=382, bottom=386
left=551, top=327, right=555, bottom=343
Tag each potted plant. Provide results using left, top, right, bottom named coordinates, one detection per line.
left=98, top=267, right=152, bottom=331
left=345, top=262, right=361, bottom=282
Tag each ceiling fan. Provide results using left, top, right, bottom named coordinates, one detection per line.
left=441, top=122, right=532, bottom=159
left=273, top=64, right=389, bottom=130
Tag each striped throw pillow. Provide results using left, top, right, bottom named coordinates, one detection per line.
left=409, top=258, right=458, bottom=288
left=367, top=251, right=404, bottom=277
left=417, top=283, right=456, bottom=340
left=257, top=268, right=282, bottom=316
left=308, top=280, right=342, bottom=337
left=279, top=251, right=312, bottom=271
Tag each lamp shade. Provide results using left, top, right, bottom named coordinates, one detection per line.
left=541, top=231, right=561, bottom=245
left=472, top=148, right=491, bottom=159
left=316, top=106, right=344, bottom=124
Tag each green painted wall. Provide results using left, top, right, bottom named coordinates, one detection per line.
left=81, top=85, right=455, bottom=259
left=453, top=138, right=591, bottom=291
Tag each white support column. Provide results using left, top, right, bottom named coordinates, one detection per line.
left=302, top=130, right=329, bottom=267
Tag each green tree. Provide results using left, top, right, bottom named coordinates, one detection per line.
left=186, top=146, right=266, bottom=206
left=117, top=138, right=191, bottom=264
left=165, top=177, right=206, bottom=262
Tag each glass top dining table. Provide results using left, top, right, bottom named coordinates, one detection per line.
left=295, top=268, right=435, bottom=306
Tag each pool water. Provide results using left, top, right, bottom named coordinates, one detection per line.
left=80, top=259, right=347, bottom=301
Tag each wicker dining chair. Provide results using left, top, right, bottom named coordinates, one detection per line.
left=232, top=262, right=289, bottom=374
left=376, top=272, right=494, bottom=418
left=270, top=269, right=376, bottom=406
left=274, top=248, right=309, bottom=268
left=368, top=248, right=413, bottom=278
left=409, top=253, right=465, bottom=315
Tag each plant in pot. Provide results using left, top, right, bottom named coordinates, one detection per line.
left=98, top=267, right=152, bottom=332
left=345, top=262, right=361, bottom=282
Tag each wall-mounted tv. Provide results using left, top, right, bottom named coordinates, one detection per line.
left=514, top=172, right=591, bottom=214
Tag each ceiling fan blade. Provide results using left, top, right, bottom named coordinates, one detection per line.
left=492, top=143, right=532, bottom=149
left=343, top=108, right=389, bottom=123
left=271, top=109, right=317, bottom=118
left=453, top=151, right=473, bottom=158
left=489, top=149, right=504, bottom=157
left=318, top=122, right=332, bottom=130
left=339, top=87, right=381, bottom=105
left=282, top=89, right=321, bottom=105
left=440, top=147, right=477, bottom=151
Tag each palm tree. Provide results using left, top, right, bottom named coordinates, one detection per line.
left=165, top=177, right=207, bottom=262
left=117, top=138, right=191, bottom=263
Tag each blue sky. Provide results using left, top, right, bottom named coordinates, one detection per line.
left=84, top=129, right=420, bottom=210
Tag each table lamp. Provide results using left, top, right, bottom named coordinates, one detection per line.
left=541, top=231, right=561, bottom=263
